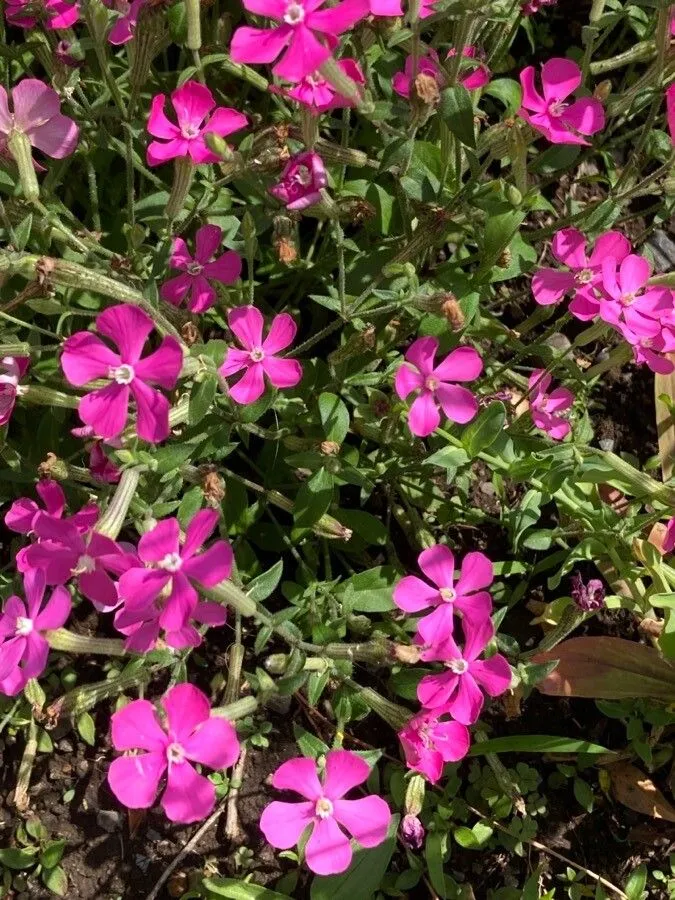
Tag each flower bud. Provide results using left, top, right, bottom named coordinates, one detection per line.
left=320, top=440, right=341, bottom=456
left=7, top=130, right=39, bottom=201
left=404, top=774, right=426, bottom=817
left=400, top=814, right=425, bottom=850
left=205, top=132, right=234, bottom=161
left=593, top=80, right=612, bottom=102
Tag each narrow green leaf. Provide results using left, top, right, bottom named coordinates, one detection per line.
left=77, top=711, right=96, bottom=747
left=293, top=468, right=334, bottom=530
left=462, top=402, right=506, bottom=456
left=469, top=735, right=611, bottom=755
left=439, top=85, right=476, bottom=148
left=318, top=393, right=350, bottom=444
left=40, top=839, right=66, bottom=870
left=203, top=878, right=293, bottom=899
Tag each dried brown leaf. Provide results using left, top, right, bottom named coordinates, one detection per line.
left=607, top=761, right=675, bottom=823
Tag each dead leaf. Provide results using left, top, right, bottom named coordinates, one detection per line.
left=646, top=523, right=668, bottom=555
left=607, top=761, right=675, bottom=823
left=655, top=357, right=675, bottom=481
left=533, top=636, right=675, bottom=700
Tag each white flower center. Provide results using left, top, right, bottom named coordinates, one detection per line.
left=284, top=1, right=305, bottom=24
left=439, top=587, right=456, bottom=603
left=425, top=376, right=439, bottom=391
left=575, top=268, right=593, bottom=285
left=446, top=658, right=469, bottom=674
left=181, top=124, right=200, bottom=139
left=158, top=552, right=182, bottom=572
left=620, top=292, right=636, bottom=306
left=293, top=165, right=313, bottom=187
left=166, top=742, right=186, bottom=764
left=15, top=616, right=34, bottom=636
left=187, top=262, right=203, bottom=276
left=315, top=797, right=333, bottom=819
left=75, top=553, right=96, bottom=574
left=109, top=364, right=135, bottom=385
left=249, top=347, right=265, bottom=363
left=548, top=99, right=568, bottom=118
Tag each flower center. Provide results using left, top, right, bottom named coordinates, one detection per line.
left=575, top=268, right=593, bottom=285
left=158, top=552, right=182, bottom=572
left=181, top=124, right=200, bottom=139
left=306, top=73, right=324, bottom=88
left=186, top=262, right=203, bottom=276
left=293, top=165, right=313, bottom=187
left=166, top=742, right=186, bottom=764
left=249, top=347, right=265, bottom=363
left=439, top=587, right=456, bottom=603
left=547, top=99, right=568, bottom=118
left=315, top=797, right=334, bottom=819
left=284, top=0, right=305, bottom=24
left=446, top=658, right=469, bottom=674
left=15, top=616, right=34, bottom=636
left=109, top=364, right=135, bottom=385
left=425, top=376, right=439, bottom=391
left=620, top=292, right=637, bottom=306
left=75, top=553, right=96, bottom=574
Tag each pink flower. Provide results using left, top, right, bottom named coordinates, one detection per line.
left=532, top=228, right=631, bottom=317
left=0, top=569, right=71, bottom=697
left=667, top=84, right=675, bottom=146
left=230, top=0, right=368, bottom=84
left=146, top=81, right=247, bottom=167
left=61, top=304, right=183, bottom=444
left=400, top=814, right=425, bottom=850
left=417, top=618, right=511, bottom=723
left=664, top=517, right=675, bottom=553
left=5, top=0, right=78, bottom=29
left=518, top=58, right=605, bottom=145
left=394, top=545, right=493, bottom=640
left=108, top=683, right=240, bottom=823
left=528, top=370, right=574, bottom=441
left=218, top=306, right=303, bottom=405
left=24, top=515, right=124, bottom=612
left=393, top=47, right=489, bottom=100
left=521, top=0, right=557, bottom=14
left=0, top=355, right=29, bottom=427
left=102, top=0, right=145, bottom=44
left=116, top=509, right=231, bottom=652
left=598, top=255, right=671, bottom=344
left=0, top=80, right=79, bottom=160
left=275, top=59, right=365, bottom=114
left=72, top=425, right=123, bottom=483
left=394, top=337, right=482, bottom=438
left=5, top=479, right=98, bottom=536
left=260, top=750, right=391, bottom=875
left=370, top=0, right=434, bottom=15
left=55, top=40, right=81, bottom=67
left=398, top=708, right=470, bottom=783
left=160, top=224, right=242, bottom=313
left=269, top=150, right=328, bottom=210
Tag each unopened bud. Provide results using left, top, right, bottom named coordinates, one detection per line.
left=593, top=80, right=612, bottom=102
left=400, top=814, right=425, bottom=850
left=181, top=321, right=200, bottom=345
left=8, top=130, right=39, bottom=201
left=404, top=773, right=426, bottom=817
left=441, top=296, right=465, bottom=331
left=205, top=132, right=233, bottom=161
left=506, top=184, right=522, bottom=208
left=327, top=325, right=376, bottom=365
left=38, top=453, right=69, bottom=481
left=320, top=440, right=341, bottom=456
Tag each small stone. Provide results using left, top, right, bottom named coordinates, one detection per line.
left=97, top=809, right=122, bottom=833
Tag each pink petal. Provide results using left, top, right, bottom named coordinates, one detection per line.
left=159, top=573, right=198, bottom=632
left=332, top=796, right=391, bottom=847
left=260, top=800, right=315, bottom=849
left=5, top=498, right=39, bottom=533
left=219, top=348, right=251, bottom=378
left=188, top=275, right=217, bottom=313
left=540, top=58, right=581, bottom=104
left=533, top=409, right=571, bottom=440
left=133, top=337, right=183, bottom=389
left=307, top=0, right=368, bottom=33
left=169, top=236, right=193, bottom=269
left=61, top=332, right=120, bottom=385
left=160, top=273, right=193, bottom=307
left=79, top=569, right=119, bottom=612
left=97, top=304, right=154, bottom=365
left=229, top=363, right=266, bottom=405
left=471, top=655, right=512, bottom=697
left=417, top=670, right=456, bottom=709
left=28, top=113, right=78, bottom=159
left=181, top=716, right=239, bottom=769
left=34, top=586, right=71, bottom=630
left=182, top=541, right=233, bottom=586
left=393, top=574, right=438, bottom=613
left=408, top=391, right=440, bottom=438
left=0, top=86, right=10, bottom=133
left=563, top=97, right=605, bottom=137
left=36, top=479, right=66, bottom=517
left=193, top=600, right=227, bottom=625
left=546, top=387, right=574, bottom=413
left=305, top=815, right=353, bottom=875
left=418, top=544, right=455, bottom=590
left=229, top=305, right=264, bottom=350
left=463, top=615, right=495, bottom=662
left=272, top=757, right=322, bottom=800
left=130, top=380, right=171, bottom=444
left=323, top=749, right=369, bottom=800
left=162, top=682, right=210, bottom=741
left=10, top=79, right=59, bottom=132
left=455, top=551, right=493, bottom=595
left=435, top=383, right=478, bottom=424
left=262, top=312, right=297, bottom=354
left=432, top=346, right=483, bottom=383
left=417, top=603, right=455, bottom=643
left=147, top=138, right=190, bottom=166
left=147, top=94, right=180, bottom=139
left=79, top=383, right=130, bottom=440
left=261, top=356, right=302, bottom=390
left=394, top=363, right=424, bottom=400
left=194, top=224, right=223, bottom=263
left=528, top=369, right=552, bottom=401
left=519, top=65, right=546, bottom=112
left=532, top=268, right=575, bottom=305
left=230, top=25, right=291, bottom=66
left=111, top=698, right=167, bottom=751
left=118, top=568, right=169, bottom=606
left=171, top=80, right=214, bottom=132
left=202, top=250, right=242, bottom=286
left=139, top=518, right=180, bottom=563
left=108, top=752, right=166, bottom=809
left=589, top=231, right=631, bottom=266
left=569, top=290, right=600, bottom=320
left=273, top=26, right=331, bottom=82
left=405, top=336, right=437, bottom=376
left=551, top=228, right=587, bottom=268
left=619, top=254, right=650, bottom=296
left=447, top=673, right=484, bottom=725
left=182, top=508, right=219, bottom=559
left=242, top=0, right=286, bottom=14
left=0, top=637, right=25, bottom=682
left=433, top=720, right=471, bottom=762
left=203, top=107, right=248, bottom=141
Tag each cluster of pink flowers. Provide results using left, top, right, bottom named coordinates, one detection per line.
left=393, top=47, right=490, bottom=100
left=532, top=229, right=675, bottom=374
left=394, top=546, right=511, bottom=784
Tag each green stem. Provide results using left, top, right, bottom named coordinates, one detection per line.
left=45, top=629, right=127, bottom=656
left=95, top=466, right=142, bottom=538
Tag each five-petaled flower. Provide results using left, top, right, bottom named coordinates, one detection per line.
left=0, top=569, right=71, bottom=696
left=260, top=750, right=392, bottom=875
left=218, top=306, right=303, bottom=405
left=61, top=304, right=183, bottom=444
left=275, top=60, right=365, bottom=115
left=518, top=58, right=605, bottom=145
left=398, top=707, right=471, bottom=783
left=0, top=355, right=29, bottom=428
left=160, top=224, right=242, bottom=313
left=528, top=370, right=574, bottom=441
left=230, top=0, right=368, bottom=84
left=269, top=150, right=328, bottom=211
left=394, top=337, right=482, bottom=438
left=393, top=47, right=490, bottom=101
left=598, top=255, right=671, bottom=344
left=108, top=683, right=240, bottom=823
left=5, top=479, right=98, bottom=536
left=0, top=79, right=79, bottom=162
left=102, top=0, right=145, bottom=44
left=146, top=81, right=248, bottom=166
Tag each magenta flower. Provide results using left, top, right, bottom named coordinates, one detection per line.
left=230, top=0, right=368, bottom=84
left=370, top=0, right=434, bottom=14
left=0, top=355, right=29, bottom=427
left=667, top=84, right=675, bottom=146
left=528, top=370, right=574, bottom=441
left=260, top=750, right=391, bottom=875
left=394, top=337, right=482, bottom=438
left=61, top=304, right=183, bottom=444
left=393, top=47, right=489, bottom=100
left=570, top=573, right=605, bottom=612
left=72, top=425, right=123, bottom=483
left=160, top=224, right=242, bottom=313
left=116, top=509, right=231, bottom=652
left=532, top=228, right=631, bottom=318
left=146, top=81, right=248, bottom=167
left=664, top=517, right=675, bottom=554
left=102, top=0, right=145, bottom=44
left=598, top=255, right=671, bottom=344
left=24, top=515, right=123, bottom=612
left=417, top=617, right=511, bottom=723
left=5, top=0, right=78, bottom=29
left=521, top=0, right=557, bottom=13
left=0, top=80, right=79, bottom=161
left=398, top=707, right=470, bottom=783
left=218, top=306, right=303, bottom=405
left=630, top=330, right=674, bottom=375
left=394, top=545, right=493, bottom=640
left=400, top=814, right=425, bottom=850
left=276, top=60, right=365, bottom=115
left=108, top=683, right=239, bottom=823
left=0, top=569, right=71, bottom=697
left=518, top=58, right=605, bottom=145
left=269, top=150, right=328, bottom=211
left=5, top=479, right=98, bottom=536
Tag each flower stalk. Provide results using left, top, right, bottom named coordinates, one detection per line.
left=45, top=629, right=127, bottom=656
left=165, top=157, right=194, bottom=222
left=7, top=131, right=39, bottom=201
left=95, top=466, right=143, bottom=539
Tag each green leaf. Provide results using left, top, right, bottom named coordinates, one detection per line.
left=424, top=831, right=447, bottom=899
left=340, top=565, right=397, bottom=612
left=453, top=823, right=493, bottom=849
left=573, top=778, right=594, bottom=813
left=203, top=878, right=293, bottom=899
left=424, top=446, right=469, bottom=470
left=293, top=724, right=330, bottom=758
left=310, top=815, right=399, bottom=900
left=462, top=402, right=506, bottom=457
left=439, top=85, right=476, bottom=148
left=468, top=735, right=611, bottom=755
left=293, top=468, right=334, bottom=530
left=318, top=393, right=350, bottom=444
left=188, top=378, right=218, bottom=426
left=77, top=711, right=96, bottom=747
left=624, top=864, right=647, bottom=900
left=484, top=78, right=521, bottom=116
left=0, top=847, right=38, bottom=869
left=14, top=213, right=33, bottom=251
left=247, top=561, right=283, bottom=602
left=40, top=839, right=66, bottom=870
left=42, top=865, right=68, bottom=897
